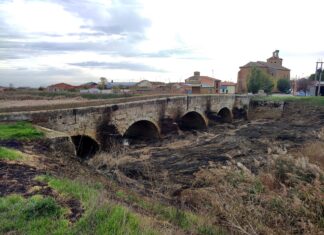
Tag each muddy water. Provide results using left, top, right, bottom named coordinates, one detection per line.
left=87, top=102, right=324, bottom=197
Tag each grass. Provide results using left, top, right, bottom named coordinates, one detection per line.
left=0, top=147, right=24, bottom=160
left=0, top=195, right=68, bottom=235
left=31, top=175, right=156, bottom=235
left=0, top=122, right=44, bottom=140
left=185, top=156, right=324, bottom=234
left=253, top=95, right=324, bottom=106
left=115, top=190, right=225, bottom=234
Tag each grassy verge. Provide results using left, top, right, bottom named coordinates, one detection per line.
left=253, top=95, right=324, bottom=106
left=0, top=195, right=69, bottom=235
left=31, top=175, right=156, bottom=235
left=0, top=147, right=24, bottom=160
left=0, top=122, right=44, bottom=140
left=115, top=190, right=225, bottom=235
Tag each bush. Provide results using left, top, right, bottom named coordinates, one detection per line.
left=277, top=78, right=291, bottom=93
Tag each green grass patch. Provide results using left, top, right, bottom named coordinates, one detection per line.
left=0, top=122, right=44, bottom=140
left=74, top=204, right=154, bottom=235
left=35, top=175, right=103, bottom=209
left=0, top=147, right=24, bottom=160
left=0, top=194, right=68, bottom=235
left=253, top=95, right=324, bottom=106
left=34, top=175, right=156, bottom=235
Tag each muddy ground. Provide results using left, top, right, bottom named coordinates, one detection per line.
left=87, top=102, right=324, bottom=199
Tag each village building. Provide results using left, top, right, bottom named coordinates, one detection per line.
left=220, top=81, right=236, bottom=94
left=134, top=80, right=166, bottom=94
left=237, top=50, right=290, bottom=93
left=185, top=71, right=221, bottom=94
left=46, top=83, right=77, bottom=92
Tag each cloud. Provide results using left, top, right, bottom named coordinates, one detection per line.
left=69, top=61, right=166, bottom=72
left=0, top=67, right=93, bottom=87
left=0, top=0, right=152, bottom=57
left=52, top=0, right=150, bottom=38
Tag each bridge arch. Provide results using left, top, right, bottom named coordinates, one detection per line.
left=178, top=110, right=208, bottom=130
left=217, top=107, right=233, bottom=123
left=123, top=119, right=160, bottom=141
left=71, top=135, right=99, bottom=159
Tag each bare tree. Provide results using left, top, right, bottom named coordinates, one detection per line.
left=296, top=78, right=309, bottom=96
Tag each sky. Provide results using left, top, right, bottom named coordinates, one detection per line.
left=0, top=0, right=324, bottom=87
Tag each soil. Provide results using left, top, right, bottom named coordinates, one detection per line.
left=0, top=159, right=83, bottom=223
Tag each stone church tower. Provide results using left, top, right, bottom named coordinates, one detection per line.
left=237, top=50, right=290, bottom=93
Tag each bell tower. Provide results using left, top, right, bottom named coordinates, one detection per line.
left=267, top=50, right=283, bottom=66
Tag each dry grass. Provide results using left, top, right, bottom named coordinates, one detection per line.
left=179, top=154, right=324, bottom=235
left=298, top=141, right=324, bottom=169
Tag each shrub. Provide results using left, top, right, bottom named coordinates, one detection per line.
left=277, top=78, right=291, bottom=93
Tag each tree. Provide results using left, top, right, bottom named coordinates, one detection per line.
left=296, top=78, right=309, bottom=96
left=247, top=67, right=274, bottom=94
left=309, top=69, right=323, bottom=81
left=98, top=77, right=107, bottom=90
left=277, top=78, right=291, bottom=93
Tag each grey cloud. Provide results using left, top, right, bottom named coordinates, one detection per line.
left=0, top=39, right=193, bottom=60
left=0, top=0, right=153, bottom=59
left=69, top=61, right=166, bottom=72
left=53, top=0, right=150, bottom=37
left=0, top=67, right=93, bottom=87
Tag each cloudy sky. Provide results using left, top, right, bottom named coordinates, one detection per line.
left=0, top=0, right=324, bottom=87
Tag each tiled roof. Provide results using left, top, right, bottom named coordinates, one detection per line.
left=186, top=75, right=221, bottom=82
left=47, top=83, right=76, bottom=89
left=240, top=61, right=290, bottom=71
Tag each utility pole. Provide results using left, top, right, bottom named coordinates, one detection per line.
left=315, top=61, right=323, bottom=96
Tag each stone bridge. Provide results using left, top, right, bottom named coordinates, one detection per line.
left=0, top=95, right=250, bottom=157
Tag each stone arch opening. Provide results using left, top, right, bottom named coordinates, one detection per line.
left=123, top=120, right=159, bottom=142
left=96, top=123, right=122, bottom=151
left=232, top=107, right=248, bottom=120
left=179, top=111, right=207, bottom=130
left=71, top=135, right=99, bottom=159
left=218, top=107, right=232, bottom=123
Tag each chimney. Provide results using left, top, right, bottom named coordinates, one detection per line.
left=194, top=71, right=200, bottom=76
